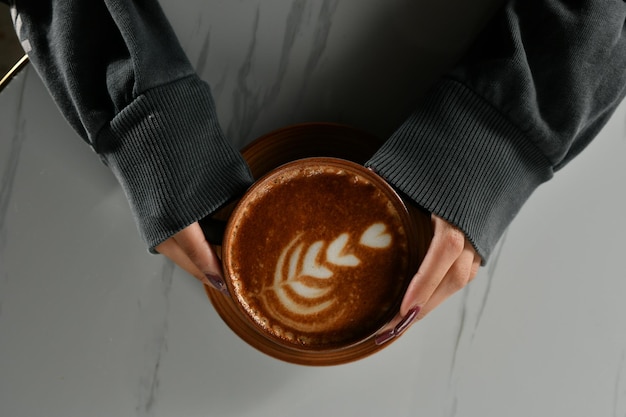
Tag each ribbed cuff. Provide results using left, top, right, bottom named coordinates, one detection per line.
left=96, top=75, right=253, bottom=251
left=366, top=79, right=554, bottom=262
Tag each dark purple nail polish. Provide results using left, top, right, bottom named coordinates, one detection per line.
left=206, top=274, right=228, bottom=295
left=374, top=329, right=395, bottom=346
left=395, top=306, right=420, bottom=335
left=374, top=306, right=421, bottom=346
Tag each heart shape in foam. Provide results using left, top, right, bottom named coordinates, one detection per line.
left=360, top=223, right=393, bottom=248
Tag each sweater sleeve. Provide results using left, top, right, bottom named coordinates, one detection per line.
left=10, top=0, right=254, bottom=250
left=366, top=0, right=626, bottom=262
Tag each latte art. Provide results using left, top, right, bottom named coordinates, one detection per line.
left=258, top=223, right=394, bottom=332
left=225, top=159, right=412, bottom=349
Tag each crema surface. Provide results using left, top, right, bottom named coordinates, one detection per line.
left=226, top=163, right=410, bottom=349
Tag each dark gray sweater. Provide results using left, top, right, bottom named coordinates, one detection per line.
left=5, top=0, right=626, bottom=261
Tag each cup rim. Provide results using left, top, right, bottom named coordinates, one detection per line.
left=220, top=156, right=419, bottom=356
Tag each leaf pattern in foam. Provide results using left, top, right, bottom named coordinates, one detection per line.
left=258, top=223, right=394, bottom=330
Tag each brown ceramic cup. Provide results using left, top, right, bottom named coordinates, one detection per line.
left=204, top=123, right=432, bottom=365
left=223, top=157, right=416, bottom=348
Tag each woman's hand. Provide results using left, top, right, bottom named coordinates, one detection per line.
left=375, top=214, right=481, bottom=345
left=154, top=222, right=228, bottom=294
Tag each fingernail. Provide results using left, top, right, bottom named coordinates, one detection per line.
left=374, top=306, right=421, bottom=346
left=374, top=329, right=395, bottom=346
left=206, top=274, right=229, bottom=295
left=395, top=306, right=420, bottom=335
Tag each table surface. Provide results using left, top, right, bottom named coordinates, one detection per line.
left=1, top=1, right=626, bottom=417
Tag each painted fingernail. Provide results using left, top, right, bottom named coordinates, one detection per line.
left=374, top=329, right=396, bottom=346
left=206, top=274, right=229, bottom=295
left=374, top=306, right=421, bottom=346
left=395, top=306, right=420, bottom=335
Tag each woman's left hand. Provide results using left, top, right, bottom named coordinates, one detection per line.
left=155, top=222, right=228, bottom=294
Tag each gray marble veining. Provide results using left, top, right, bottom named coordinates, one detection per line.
left=269, top=0, right=308, bottom=101
left=472, top=228, right=509, bottom=341
left=297, top=0, right=339, bottom=101
left=135, top=259, right=175, bottom=417
left=615, top=349, right=626, bottom=417
left=195, top=27, right=212, bottom=79
left=442, top=228, right=512, bottom=417
left=227, top=5, right=262, bottom=144
left=0, top=69, right=27, bottom=318
left=224, top=0, right=341, bottom=145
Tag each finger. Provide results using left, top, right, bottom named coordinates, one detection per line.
left=399, top=215, right=466, bottom=314
left=470, top=254, right=481, bottom=282
left=417, top=243, right=479, bottom=319
left=173, top=222, right=223, bottom=278
left=156, top=237, right=208, bottom=282
left=374, top=305, right=420, bottom=345
left=375, top=216, right=478, bottom=346
left=375, top=249, right=479, bottom=346
left=155, top=223, right=228, bottom=294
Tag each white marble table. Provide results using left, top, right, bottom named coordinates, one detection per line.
left=1, top=1, right=625, bottom=416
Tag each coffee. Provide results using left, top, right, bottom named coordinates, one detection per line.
left=223, top=158, right=412, bottom=350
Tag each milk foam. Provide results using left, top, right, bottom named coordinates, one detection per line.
left=359, top=223, right=392, bottom=248
left=257, top=222, right=394, bottom=330
left=326, top=234, right=360, bottom=266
